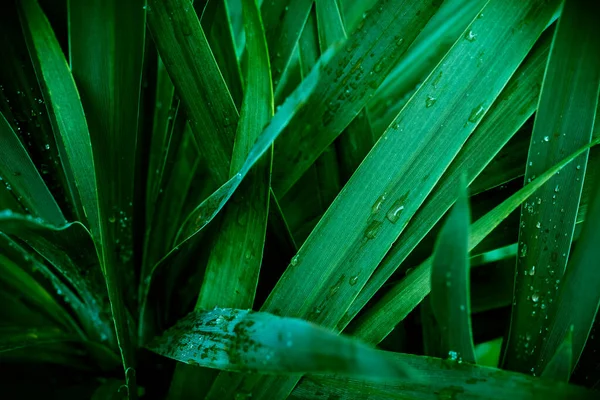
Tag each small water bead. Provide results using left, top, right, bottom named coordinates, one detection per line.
left=425, top=95, right=437, bottom=108
left=464, top=30, right=477, bottom=42
left=349, top=275, right=359, bottom=286
left=386, top=200, right=405, bottom=223
left=531, top=293, right=539, bottom=303
left=290, top=255, right=299, bottom=266
left=468, top=104, right=485, bottom=123
left=543, top=136, right=549, bottom=142
left=529, top=266, right=535, bottom=276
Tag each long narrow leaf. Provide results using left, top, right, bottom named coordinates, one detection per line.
left=503, top=0, right=600, bottom=374
left=339, top=29, right=553, bottom=331
left=69, top=0, right=146, bottom=394
left=271, top=0, right=440, bottom=196
left=18, top=0, right=100, bottom=242
left=348, top=136, right=600, bottom=345
left=0, top=111, right=65, bottom=225
left=207, top=1, right=561, bottom=398
left=147, top=0, right=238, bottom=184
left=149, top=308, right=416, bottom=380
left=292, top=351, right=597, bottom=400
left=536, top=175, right=600, bottom=375
left=430, top=180, right=475, bottom=363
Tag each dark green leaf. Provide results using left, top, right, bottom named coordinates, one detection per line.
left=430, top=179, right=475, bottom=363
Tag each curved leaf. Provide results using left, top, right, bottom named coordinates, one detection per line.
left=430, top=179, right=475, bottom=364
left=149, top=308, right=417, bottom=380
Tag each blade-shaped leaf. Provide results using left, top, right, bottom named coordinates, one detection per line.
left=149, top=308, right=416, bottom=380
left=430, top=180, right=475, bottom=364
left=368, top=0, right=487, bottom=137
left=147, top=0, right=238, bottom=184
left=271, top=0, right=440, bottom=196
left=195, top=0, right=273, bottom=312
left=262, top=0, right=313, bottom=90
left=348, top=136, right=600, bottom=346
left=536, top=175, right=600, bottom=375
left=18, top=0, right=100, bottom=241
left=139, top=48, right=324, bottom=334
left=0, top=111, right=65, bottom=225
left=542, top=326, right=573, bottom=382
left=201, top=0, right=244, bottom=109
left=292, top=350, right=597, bottom=400
left=69, top=0, right=146, bottom=395
left=0, top=326, right=74, bottom=353
left=339, top=28, right=553, bottom=331
left=207, top=1, right=561, bottom=398
left=167, top=0, right=275, bottom=396
left=0, top=211, right=114, bottom=345
left=503, top=0, right=600, bottom=374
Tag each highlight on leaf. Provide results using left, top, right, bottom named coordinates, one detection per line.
left=148, top=308, right=416, bottom=381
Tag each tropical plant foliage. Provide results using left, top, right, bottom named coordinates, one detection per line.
left=0, top=0, right=599, bottom=399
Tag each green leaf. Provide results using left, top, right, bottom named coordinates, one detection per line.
left=147, top=0, right=238, bottom=184
left=536, top=174, right=600, bottom=376
left=139, top=48, right=324, bottom=334
left=262, top=0, right=313, bottom=90
left=271, top=0, right=440, bottom=196
left=503, top=0, right=600, bottom=374
left=195, top=0, right=273, bottom=311
left=145, top=57, right=176, bottom=226
left=201, top=0, right=244, bottom=109
left=69, top=0, right=146, bottom=395
left=348, top=136, right=600, bottom=346
left=0, top=326, right=74, bottom=353
left=339, top=28, right=553, bottom=331
left=430, top=179, right=475, bottom=364
left=208, top=1, right=560, bottom=397
left=368, top=0, right=487, bottom=136
left=167, top=0, right=275, bottom=395
left=0, top=211, right=114, bottom=344
left=0, top=2, right=74, bottom=219
left=292, top=351, right=597, bottom=400
left=18, top=0, right=100, bottom=241
left=0, top=111, right=65, bottom=226
left=149, top=308, right=416, bottom=380
left=0, top=234, right=80, bottom=334
left=542, top=326, right=573, bottom=382
left=315, top=0, right=375, bottom=184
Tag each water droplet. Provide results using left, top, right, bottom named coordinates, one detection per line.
left=464, top=30, right=477, bottom=42
left=468, top=104, right=485, bottom=123
left=536, top=222, right=541, bottom=229
left=364, top=220, right=382, bottom=239
left=532, top=293, right=539, bottom=303
left=543, top=136, right=549, bottom=142
left=371, top=193, right=386, bottom=213
left=44, top=144, right=50, bottom=150
left=529, top=266, right=535, bottom=276
left=108, top=216, right=116, bottom=223
left=290, top=255, right=299, bottom=266
left=554, top=185, right=560, bottom=193
left=459, top=305, right=465, bottom=311
left=448, top=351, right=459, bottom=361
left=520, top=244, right=528, bottom=257
left=425, top=95, right=437, bottom=108
left=349, top=276, right=359, bottom=286
left=576, top=165, right=581, bottom=170
left=386, top=200, right=405, bottom=223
